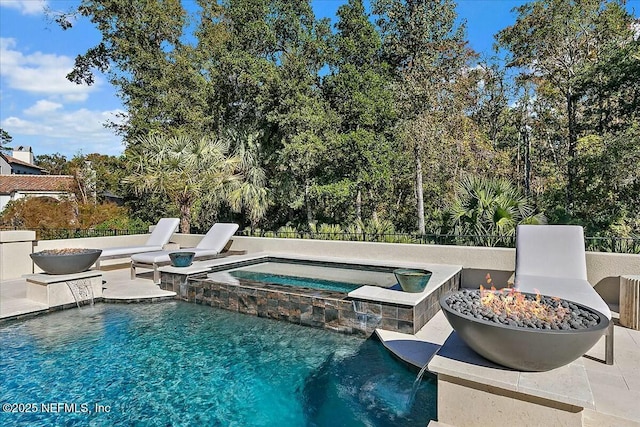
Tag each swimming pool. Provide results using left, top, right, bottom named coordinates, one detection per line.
left=0, top=302, right=436, bottom=426
left=221, top=261, right=397, bottom=293
left=212, top=260, right=398, bottom=293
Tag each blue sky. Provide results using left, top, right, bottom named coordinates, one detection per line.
left=1, top=0, right=637, bottom=159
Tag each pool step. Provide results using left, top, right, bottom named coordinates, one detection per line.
left=427, top=421, right=455, bottom=427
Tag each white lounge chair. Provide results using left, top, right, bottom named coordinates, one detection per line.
left=514, top=224, right=614, bottom=364
left=130, top=222, right=239, bottom=283
left=96, top=218, right=180, bottom=268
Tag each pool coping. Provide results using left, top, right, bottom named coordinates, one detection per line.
left=159, top=252, right=462, bottom=308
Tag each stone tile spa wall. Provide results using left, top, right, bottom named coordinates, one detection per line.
left=160, top=271, right=460, bottom=336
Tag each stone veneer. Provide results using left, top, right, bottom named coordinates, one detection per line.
left=159, top=265, right=460, bottom=336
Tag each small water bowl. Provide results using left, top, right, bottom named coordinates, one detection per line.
left=169, top=252, right=195, bottom=267
left=393, top=268, right=432, bottom=293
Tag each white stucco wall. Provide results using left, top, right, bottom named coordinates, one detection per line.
left=1, top=233, right=638, bottom=307
left=0, top=230, right=36, bottom=281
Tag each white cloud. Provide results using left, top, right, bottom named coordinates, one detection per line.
left=1, top=107, right=127, bottom=156
left=0, top=0, right=47, bottom=15
left=24, top=99, right=63, bottom=115
left=0, top=37, right=99, bottom=100
left=63, top=93, right=89, bottom=102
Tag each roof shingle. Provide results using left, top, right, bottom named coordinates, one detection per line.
left=0, top=175, right=75, bottom=193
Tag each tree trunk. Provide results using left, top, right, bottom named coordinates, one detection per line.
left=566, top=94, right=577, bottom=212
left=356, top=188, right=362, bottom=223
left=517, top=130, right=521, bottom=183
left=414, top=144, right=425, bottom=234
left=179, top=202, right=191, bottom=234
left=523, top=127, right=531, bottom=196
left=305, top=179, right=313, bottom=225
left=369, top=188, right=378, bottom=222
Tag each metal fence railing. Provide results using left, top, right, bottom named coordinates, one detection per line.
left=238, top=229, right=640, bottom=254
left=2, top=227, right=638, bottom=254
left=0, top=227, right=148, bottom=241
left=584, top=236, right=640, bottom=254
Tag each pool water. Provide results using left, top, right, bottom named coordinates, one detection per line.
left=221, top=261, right=398, bottom=293
left=0, top=303, right=436, bottom=426
left=229, top=270, right=362, bottom=293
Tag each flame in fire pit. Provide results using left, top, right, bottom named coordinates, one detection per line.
left=479, top=276, right=570, bottom=324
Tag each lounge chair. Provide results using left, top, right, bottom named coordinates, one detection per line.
left=514, top=224, right=614, bottom=364
left=96, top=218, right=180, bottom=268
left=130, top=222, right=239, bottom=283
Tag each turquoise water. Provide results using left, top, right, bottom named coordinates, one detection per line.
left=0, top=303, right=436, bottom=426
left=229, top=270, right=362, bottom=293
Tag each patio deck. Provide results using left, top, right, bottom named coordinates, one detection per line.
left=378, top=310, right=640, bottom=426
left=1, top=261, right=639, bottom=426
left=0, top=266, right=175, bottom=321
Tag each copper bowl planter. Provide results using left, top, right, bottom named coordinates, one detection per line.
left=393, top=268, right=432, bottom=293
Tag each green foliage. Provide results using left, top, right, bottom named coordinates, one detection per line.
left=59, top=0, right=202, bottom=139
left=93, top=217, right=149, bottom=232
left=276, top=225, right=300, bottom=238
left=0, top=197, right=134, bottom=231
left=34, top=153, right=70, bottom=175
left=574, top=126, right=640, bottom=234
left=309, top=223, right=345, bottom=240
left=0, top=128, right=13, bottom=152
left=321, top=0, right=397, bottom=225
left=374, top=0, right=478, bottom=233
left=448, top=175, right=546, bottom=244
left=496, top=0, right=635, bottom=209
left=52, top=0, right=637, bottom=246
left=226, top=128, right=270, bottom=227
left=124, top=133, right=241, bottom=233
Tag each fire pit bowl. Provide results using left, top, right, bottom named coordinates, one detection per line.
left=439, top=289, right=609, bottom=371
left=30, top=248, right=102, bottom=275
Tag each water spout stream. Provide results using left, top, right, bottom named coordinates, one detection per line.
left=406, top=362, right=430, bottom=408
left=66, top=279, right=95, bottom=308
left=352, top=300, right=367, bottom=329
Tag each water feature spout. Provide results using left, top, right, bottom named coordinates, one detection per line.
left=406, top=362, right=430, bottom=408
left=352, top=300, right=368, bottom=329
left=351, top=300, right=382, bottom=332
left=66, top=279, right=95, bottom=308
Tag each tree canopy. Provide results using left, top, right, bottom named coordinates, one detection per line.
left=41, top=0, right=639, bottom=239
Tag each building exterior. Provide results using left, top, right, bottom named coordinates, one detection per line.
left=0, top=147, right=75, bottom=213
left=0, top=175, right=76, bottom=213
left=0, top=146, right=47, bottom=175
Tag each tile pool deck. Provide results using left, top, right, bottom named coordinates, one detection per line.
left=1, top=259, right=639, bottom=426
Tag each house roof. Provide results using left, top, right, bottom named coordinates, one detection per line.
left=0, top=175, right=75, bottom=194
left=0, top=153, right=46, bottom=171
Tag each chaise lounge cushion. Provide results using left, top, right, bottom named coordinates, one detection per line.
left=99, top=218, right=180, bottom=260
left=514, top=224, right=614, bottom=365
left=100, top=245, right=164, bottom=258
left=514, top=224, right=611, bottom=320
left=131, top=223, right=239, bottom=265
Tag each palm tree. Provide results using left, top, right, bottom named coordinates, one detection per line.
left=125, top=133, right=241, bottom=233
left=225, top=129, right=269, bottom=229
left=448, top=175, right=546, bottom=245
